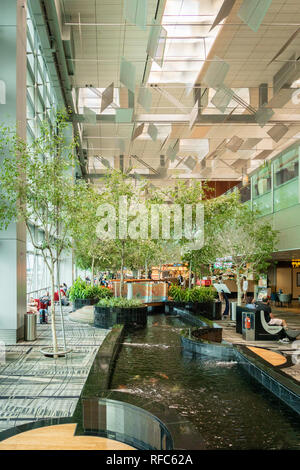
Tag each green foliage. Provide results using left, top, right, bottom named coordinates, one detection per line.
left=190, top=286, right=217, bottom=303
left=68, top=278, right=112, bottom=301
left=168, top=284, right=184, bottom=302
left=168, top=285, right=217, bottom=303
left=84, top=284, right=113, bottom=301
left=68, top=278, right=88, bottom=301
left=96, top=297, right=144, bottom=308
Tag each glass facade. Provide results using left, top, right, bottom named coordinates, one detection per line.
left=26, top=6, right=57, bottom=144
left=26, top=6, right=58, bottom=295
left=228, top=143, right=300, bottom=217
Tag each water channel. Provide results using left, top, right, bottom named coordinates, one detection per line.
left=109, top=314, right=300, bottom=450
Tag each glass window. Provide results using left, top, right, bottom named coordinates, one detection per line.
left=239, top=183, right=251, bottom=203
left=274, top=146, right=299, bottom=187
left=26, top=5, right=59, bottom=295
left=274, top=179, right=299, bottom=211
left=253, top=192, right=272, bottom=216
left=252, top=165, right=272, bottom=198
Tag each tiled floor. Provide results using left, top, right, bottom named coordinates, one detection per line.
left=0, top=307, right=108, bottom=432
left=0, top=423, right=135, bottom=450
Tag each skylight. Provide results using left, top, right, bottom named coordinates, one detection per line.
left=148, top=0, right=224, bottom=85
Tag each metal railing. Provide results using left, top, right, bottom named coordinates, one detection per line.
left=27, top=287, right=51, bottom=302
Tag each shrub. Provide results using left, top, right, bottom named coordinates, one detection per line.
left=69, top=278, right=113, bottom=301
left=68, top=278, right=87, bottom=301
left=168, top=284, right=184, bottom=302
left=96, top=297, right=144, bottom=308
left=192, top=286, right=217, bottom=303
left=168, top=285, right=217, bottom=303
left=84, top=285, right=113, bottom=301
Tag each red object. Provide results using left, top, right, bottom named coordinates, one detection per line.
left=201, top=280, right=212, bottom=286
left=245, top=316, right=251, bottom=329
left=54, top=292, right=59, bottom=302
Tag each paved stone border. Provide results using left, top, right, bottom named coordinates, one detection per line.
left=177, top=307, right=300, bottom=415
left=0, top=307, right=108, bottom=433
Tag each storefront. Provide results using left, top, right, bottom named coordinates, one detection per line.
left=274, top=259, right=300, bottom=299
left=152, top=264, right=188, bottom=281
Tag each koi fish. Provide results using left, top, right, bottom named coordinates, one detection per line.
left=156, top=372, right=169, bottom=379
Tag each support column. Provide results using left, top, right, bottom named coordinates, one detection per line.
left=0, top=0, right=27, bottom=343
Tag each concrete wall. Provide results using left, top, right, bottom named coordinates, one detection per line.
left=0, top=0, right=27, bottom=343
left=276, top=267, right=292, bottom=295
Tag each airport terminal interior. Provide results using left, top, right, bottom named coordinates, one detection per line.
left=0, top=0, right=300, bottom=452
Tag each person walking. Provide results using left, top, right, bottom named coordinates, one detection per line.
left=242, top=276, right=248, bottom=303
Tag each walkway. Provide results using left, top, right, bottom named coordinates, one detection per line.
left=0, top=307, right=108, bottom=432
left=220, top=304, right=300, bottom=382
left=0, top=424, right=135, bottom=450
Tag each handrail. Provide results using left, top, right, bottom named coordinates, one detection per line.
left=26, top=286, right=62, bottom=301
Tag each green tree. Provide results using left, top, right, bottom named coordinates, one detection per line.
left=203, top=192, right=278, bottom=305
left=0, top=111, right=79, bottom=355
left=71, top=182, right=115, bottom=281
left=96, top=171, right=154, bottom=294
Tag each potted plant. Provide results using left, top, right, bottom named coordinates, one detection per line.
left=69, top=278, right=112, bottom=310
left=168, top=284, right=186, bottom=311
left=94, top=297, right=147, bottom=329
left=191, top=286, right=220, bottom=319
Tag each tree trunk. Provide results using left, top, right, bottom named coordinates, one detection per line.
left=189, top=258, right=192, bottom=288
left=145, top=261, right=148, bottom=278
left=120, top=241, right=125, bottom=297
left=91, top=256, right=95, bottom=285
left=236, top=269, right=242, bottom=306
left=56, top=259, right=66, bottom=350
left=50, top=261, right=58, bottom=356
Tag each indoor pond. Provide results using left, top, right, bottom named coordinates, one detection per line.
left=109, top=314, right=300, bottom=450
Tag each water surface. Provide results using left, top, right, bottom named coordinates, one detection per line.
left=110, top=314, right=300, bottom=449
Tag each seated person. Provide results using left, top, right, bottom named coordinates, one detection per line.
left=245, top=297, right=256, bottom=309
left=250, top=296, right=298, bottom=343
left=254, top=296, right=272, bottom=322
left=39, top=292, right=51, bottom=324
left=27, top=297, right=38, bottom=313
left=268, top=312, right=287, bottom=328
left=268, top=313, right=300, bottom=343
left=60, top=290, right=69, bottom=306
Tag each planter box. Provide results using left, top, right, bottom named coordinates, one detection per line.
left=73, top=298, right=98, bottom=310
left=191, top=327, right=223, bottom=343
left=197, top=301, right=222, bottom=320
left=183, top=301, right=222, bottom=320
left=94, top=306, right=147, bottom=329
left=94, top=306, right=116, bottom=329
left=165, top=301, right=188, bottom=314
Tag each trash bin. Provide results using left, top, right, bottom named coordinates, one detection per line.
left=24, top=313, right=37, bottom=341
left=230, top=302, right=237, bottom=321
left=242, top=312, right=255, bottom=341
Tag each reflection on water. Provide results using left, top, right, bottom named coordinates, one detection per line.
left=110, top=314, right=300, bottom=450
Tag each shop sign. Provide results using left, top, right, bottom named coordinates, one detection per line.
left=292, top=259, right=300, bottom=268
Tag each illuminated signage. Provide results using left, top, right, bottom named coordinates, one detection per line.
left=292, top=259, right=300, bottom=268
left=214, top=256, right=233, bottom=269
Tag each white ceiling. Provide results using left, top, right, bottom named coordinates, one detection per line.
left=59, top=0, right=300, bottom=185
